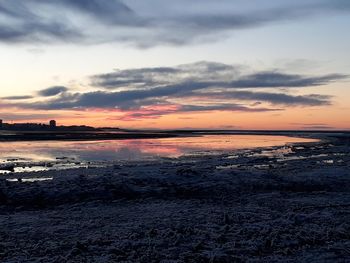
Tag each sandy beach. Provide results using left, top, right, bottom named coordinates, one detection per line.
left=0, top=134, right=349, bottom=262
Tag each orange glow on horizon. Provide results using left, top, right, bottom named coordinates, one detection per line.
left=1, top=104, right=348, bottom=131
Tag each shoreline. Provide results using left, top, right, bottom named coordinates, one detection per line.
left=0, top=129, right=348, bottom=142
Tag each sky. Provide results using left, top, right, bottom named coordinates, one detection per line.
left=0, top=0, right=349, bottom=130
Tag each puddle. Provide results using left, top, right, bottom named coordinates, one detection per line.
left=6, top=177, right=53, bottom=183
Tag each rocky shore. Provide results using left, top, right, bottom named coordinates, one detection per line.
left=0, top=135, right=349, bottom=262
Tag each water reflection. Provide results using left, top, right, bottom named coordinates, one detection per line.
left=0, top=135, right=317, bottom=162
left=0, top=135, right=316, bottom=174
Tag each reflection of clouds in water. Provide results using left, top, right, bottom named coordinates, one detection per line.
left=0, top=135, right=317, bottom=163
left=66, top=140, right=182, bottom=161
left=74, top=147, right=154, bottom=161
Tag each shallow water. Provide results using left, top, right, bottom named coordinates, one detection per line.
left=0, top=135, right=317, bottom=164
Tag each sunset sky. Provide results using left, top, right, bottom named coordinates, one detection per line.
left=0, top=0, right=349, bottom=130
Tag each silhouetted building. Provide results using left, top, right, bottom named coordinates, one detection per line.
left=49, top=120, right=56, bottom=128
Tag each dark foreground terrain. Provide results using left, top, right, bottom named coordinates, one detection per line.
left=0, top=135, right=349, bottom=262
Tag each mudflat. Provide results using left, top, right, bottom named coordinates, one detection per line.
left=0, top=134, right=349, bottom=262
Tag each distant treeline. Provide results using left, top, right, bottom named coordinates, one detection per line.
left=0, top=122, right=96, bottom=131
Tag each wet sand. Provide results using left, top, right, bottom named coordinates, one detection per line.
left=0, top=134, right=349, bottom=262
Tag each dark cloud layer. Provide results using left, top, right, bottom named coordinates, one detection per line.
left=228, top=72, right=345, bottom=88
left=92, top=62, right=346, bottom=91
left=191, top=91, right=332, bottom=106
left=1, top=95, right=33, bottom=100
left=2, top=62, right=346, bottom=120
left=0, top=0, right=79, bottom=43
left=291, top=123, right=336, bottom=130
left=0, top=0, right=350, bottom=46
left=38, top=86, right=68, bottom=97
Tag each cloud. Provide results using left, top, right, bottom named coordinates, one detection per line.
left=58, top=0, right=134, bottom=21
left=0, top=0, right=80, bottom=43
left=290, top=122, right=337, bottom=130
left=0, top=0, right=138, bottom=44
left=302, top=125, right=335, bottom=129
left=180, top=104, right=279, bottom=113
left=91, top=61, right=237, bottom=89
left=114, top=103, right=280, bottom=121
left=0, top=0, right=350, bottom=46
left=303, top=124, right=336, bottom=130
left=228, top=72, right=346, bottom=88
left=189, top=91, right=332, bottom=106
left=2, top=61, right=346, bottom=120
left=92, top=62, right=347, bottom=90
left=38, top=86, right=68, bottom=97
left=1, top=95, right=33, bottom=100
left=0, top=112, right=58, bottom=121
